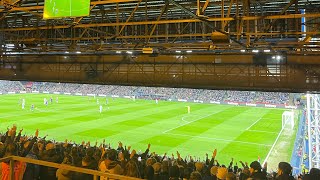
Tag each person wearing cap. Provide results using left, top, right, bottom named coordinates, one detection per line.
left=276, top=162, right=294, bottom=180
left=249, top=161, right=267, bottom=180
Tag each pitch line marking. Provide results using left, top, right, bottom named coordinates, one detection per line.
left=263, top=128, right=284, bottom=165
left=246, top=129, right=278, bottom=134
left=162, top=111, right=219, bottom=134
left=246, top=118, right=262, bottom=130
left=165, top=132, right=272, bottom=147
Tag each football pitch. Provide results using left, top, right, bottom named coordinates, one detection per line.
left=0, top=94, right=294, bottom=164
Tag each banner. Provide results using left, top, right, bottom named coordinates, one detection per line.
left=75, top=93, right=82, bottom=96
left=246, top=103, right=257, bottom=107
left=178, top=99, right=187, bottom=102
left=285, top=105, right=297, bottom=109
left=64, top=92, right=71, bottom=95
left=265, top=104, right=277, bottom=108
left=8, top=92, right=16, bottom=94
left=227, top=102, right=239, bottom=105
left=210, top=101, right=221, bottom=104
left=20, top=91, right=27, bottom=94
left=111, top=95, right=119, bottom=98
left=98, top=94, right=107, bottom=97
left=53, top=92, right=60, bottom=94
left=32, top=91, right=39, bottom=93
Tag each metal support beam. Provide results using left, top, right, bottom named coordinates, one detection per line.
left=0, top=54, right=319, bottom=92
left=306, top=94, right=320, bottom=169
left=254, top=0, right=296, bottom=43
left=168, top=0, right=246, bottom=47
left=118, top=0, right=143, bottom=36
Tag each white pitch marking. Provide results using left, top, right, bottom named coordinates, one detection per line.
left=246, top=118, right=262, bottom=130
left=263, top=128, right=284, bottom=165
left=162, top=112, right=218, bottom=133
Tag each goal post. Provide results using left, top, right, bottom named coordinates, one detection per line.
left=282, top=111, right=294, bottom=130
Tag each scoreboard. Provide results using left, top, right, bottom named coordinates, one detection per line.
left=43, top=0, right=90, bottom=19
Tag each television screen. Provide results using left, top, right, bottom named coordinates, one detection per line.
left=43, top=0, right=90, bottom=19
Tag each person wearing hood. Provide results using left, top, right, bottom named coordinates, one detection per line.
left=99, top=149, right=124, bottom=180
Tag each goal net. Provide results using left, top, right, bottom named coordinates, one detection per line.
left=282, top=111, right=294, bottom=130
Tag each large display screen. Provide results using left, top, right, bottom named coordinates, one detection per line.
left=43, top=0, right=90, bottom=19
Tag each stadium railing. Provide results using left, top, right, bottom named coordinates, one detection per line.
left=290, top=111, right=306, bottom=175
left=0, top=156, right=142, bottom=180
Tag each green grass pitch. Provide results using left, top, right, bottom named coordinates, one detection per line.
left=0, top=94, right=292, bottom=164
left=43, top=0, right=90, bottom=19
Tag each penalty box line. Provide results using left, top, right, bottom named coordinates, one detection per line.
left=245, top=118, right=262, bottom=130
left=162, top=111, right=220, bottom=134
left=245, top=117, right=279, bottom=133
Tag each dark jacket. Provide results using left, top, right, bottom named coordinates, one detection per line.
left=251, top=171, right=267, bottom=180
left=23, top=153, right=40, bottom=180
left=39, top=149, right=62, bottom=180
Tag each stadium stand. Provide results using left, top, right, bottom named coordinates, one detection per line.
left=0, top=80, right=23, bottom=93
left=0, top=80, right=291, bottom=105
left=0, top=124, right=319, bottom=180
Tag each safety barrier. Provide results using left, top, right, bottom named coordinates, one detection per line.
left=0, top=156, right=142, bottom=180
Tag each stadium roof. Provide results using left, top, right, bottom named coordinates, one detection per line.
left=0, top=0, right=320, bottom=54
left=1, top=0, right=320, bottom=91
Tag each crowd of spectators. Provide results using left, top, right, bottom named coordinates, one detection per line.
left=0, top=80, right=291, bottom=105
left=0, top=80, right=22, bottom=93
left=197, top=90, right=226, bottom=102
left=255, top=92, right=290, bottom=105
left=171, top=88, right=203, bottom=101
left=34, top=82, right=291, bottom=105
left=224, top=91, right=256, bottom=103
left=0, top=125, right=319, bottom=180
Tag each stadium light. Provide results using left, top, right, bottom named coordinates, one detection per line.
left=126, top=51, right=133, bottom=54
left=240, top=49, right=246, bottom=52
left=116, top=51, right=121, bottom=54
left=175, top=50, right=181, bottom=53
left=76, top=51, right=81, bottom=54
left=65, top=51, right=69, bottom=54
left=276, top=55, right=282, bottom=60
left=252, top=50, right=259, bottom=53
left=186, top=50, right=193, bottom=53
left=264, top=50, right=271, bottom=53
left=6, top=44, right=15, bottom=47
